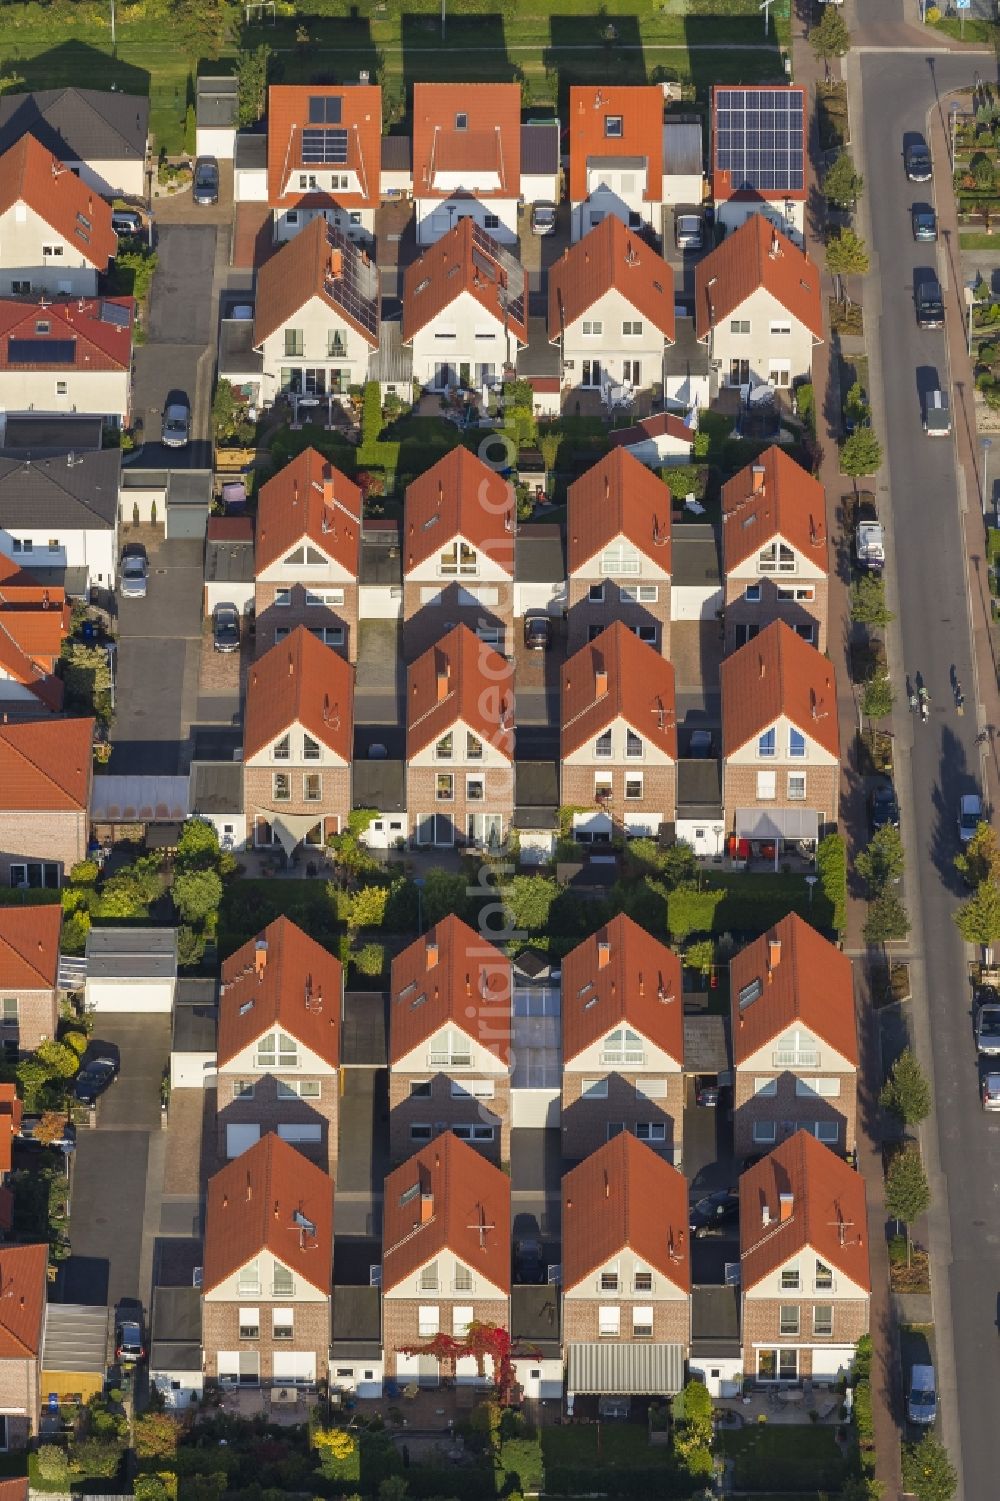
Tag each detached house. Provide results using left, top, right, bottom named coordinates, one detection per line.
left=568, top=85, right=665, bottom=243
left=254, top=449, right=361, bottom=659
left=402, top=219, right=527, bottom=394
left=0, top=717, right=93, bottom=888
left=243, top=626, right=354, bottom=855
left=381, top=1132, right=510, bottom=1387
left=0, top=1243, right=47, bottom=1448
left=266, top=84, right=381, bottom=243
left=0, top=134, right=117, bottom=297
left=403, top=447, right=514, bottom=660
left=739, top=1131, right=870, bottom=1384
left=0, top=88, right=149, bottom=198
left=720, top=620, right=839, bottom=854
left=730, top=914, right=858, bottom=1158
left=561, top=914, right=684, bottom=1164
left=0, top=295, right=133, bottom=428
left=695, top=216, right=821, bottom=391
left=216, top=915, right=343, bottom=1170
left=562, top=1135, right=690, bottom=1409
left=566, top=449, right=672, bottom=654
left=252, top=216, right=379, bottom=406
left=412, top=84, right=522, bottom=246
left=711, top=86, right=807, bottom=247
left=549, top=216, right=674, bottom=403
left=406, top=623, right=514, bottom=851
left=0, top=550, right=71, bottom=712
left=0, top=905, right=60, bottom=1056
left=722, top=446, right=829, bottom=652
left=202, top=1132, right=334, bottom=1391
left=388, top=914, right=512, bottom=1165
left=0, top=448, right=121, bottom=591
left=561, top=622, right=677, bottom=843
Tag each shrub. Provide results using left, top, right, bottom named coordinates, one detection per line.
left=505, top=873, right=558, bottom=931
left=173, top=867, right=223, bottom=926
left=134, top=1410, right=182, bottom=1460
left=314, top=1426, right=357, bottom=1461
left=662, top=464, right=705, bottom=502
left=177, top=925, right=207, bottom=968
left=71, top=1434, right=124, bottom=1479
left=352, top=941, right=385, bottom=977
left=69, top=859, right=100, bottom=885
left=816, top=833, right=848, bottom=935
left=134, top=1477, right=179, bottom=1501
left=348, top=884, right=390, bottom=929
left=901, top=1433, right=958, bottom=1501
left=35, top=1444, right=70, bottom=1486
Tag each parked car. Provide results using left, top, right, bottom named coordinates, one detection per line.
left=689, top=1190, right=739, bottom=1236
left=73, top=1050, right=120, bottom=1105
left=959, top=791, right=983, bottom=843
left=530, top=202, right=557, bottom=236
left=868, top=780, right=899, bottom=833
left=915, top=278, right=944, bottom=329
left=906, top=1363, right=937, bottom=1425
left=854, top=498, right=885, bottom=574
left=514, top=1235, right=545, bottom=1283
left=162, top=397, right=190, bottom=448
left=924, top=388, right=951, bottom=436
left=193, top=156, right=220, bottom=205
left=212, top=603, right=241, bottom=653
left=675, top=212, right=704, bottom=250
left=111, top=210, right=143, bottom=237
left=115, top=1301, right=145, bottom=1364
left=904, top=141, right=932, bottom=182
left=911, top=205, right=937, bottom=241
left=523, top=615, right=552, bottom=651
left=695, top=1076, right=720, bottom=1108
left=688, top=729, right=714, bottom=759
left=975, top=992, right=1000, bottom=1055
left=981, top=1071, right=1000, bottom=1110
left=119, top=546, right=148, bottom=599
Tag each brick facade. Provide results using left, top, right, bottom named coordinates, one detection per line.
left=0, top=1357, right=38, bottom=1447
left=403, top=582, right=514, bottom=662
left=741, top=1295, right=869, bottom=1379
left=732, top=1071, right=857, bottom=1158
left=723, top=577, right=829, bottom=655
left=388, top=1072, right=511, bottom=1166
left=0, top=810, right=89, bottom=885
left=722, top=762, right=838, bottom=832
left=1, top=988, right=57, bottom=1056
left=562, top=1296, right=689, bottom=1347
left=244, top=764, right=351, bottom=847
left=560, top=764, right=676, bottom=829
left=406, top=764, right=514, bottom=848
left=561, top=1072, right=684, bottom=1162
left=255, top=581, right=359, bottom=662
left=566, top=577, right=671, bottom=657
left=382, top=1296, right=508, bottom=1380
left=215, top=1071, right=339, bottom=1174
left=201, top=1299, right=331, bottom=1384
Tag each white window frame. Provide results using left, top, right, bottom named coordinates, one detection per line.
left=239, top=1308, right=260, bottom=1338
left=450, top=1078, right=495, bottom=1099
left=632, top=1305, right=654, bottom=1336
left=634, top=1122, right=665, bottom=1142
left=813, top=1304, right=834, bottom=1337
left=754, top=1077, right=777, bottom=1097
left=581, top=1077, right=609, bottom=1099
left=779, top=1305, right=800, bottom=1337
left=272, top=1308, right=294, bottom=1339
left=598, top=1306, right=621, bottom=1337
left=582, top=320, right=603, bottom=336
left=418, top=1306, right=440, bottom=1336
left=753, top=1119, right=777, bottom=1144
left=756, top=770, right=777, bottom=801
left=788, top=772, right=807, bottom=802
left=795, top=1077, right=841, bottom=1098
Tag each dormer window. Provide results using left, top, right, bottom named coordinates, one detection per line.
left=455, top=113, right=468, bottom=130
left=757, top=541, right=796, bottom=574
left=605, top=115, right=623, bottom=139
left=757, top=728, right=776, bottom=758
left=35, top=321, right=50, bottom=335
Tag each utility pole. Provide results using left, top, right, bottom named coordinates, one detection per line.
left=441, top=0, right=446, bottom=40
left=110, top=0, right=116, bottom=51
left=759, top=0, right=773, bottom=37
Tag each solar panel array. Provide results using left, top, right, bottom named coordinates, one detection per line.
left=714, top=88, right=804, bottom=194
left=471, top=221, right=525, bottom=327
left=323, top=227, right=379, bottom=338
left=308, top=95, right=342, bottom=125
left=8, top=338, right=76, bottom=364
left=302, top=127, right=349, bottom=166
left=99, top=301, right=130, bottom=329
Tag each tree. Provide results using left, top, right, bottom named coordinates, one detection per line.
left=505, top=874, right=558, bottom=933
left=884, top=1148, right=930, bottom=1265
left=863, top=889, right=910, bottom=945
left=173, top=868, right=223, bottom=926
left=861, top=671, right=894, bottom=722
left=236, top=44, right=270, bottom=127
left=347, top=885, right=390, bottom=930
left=60, top=641, right=112, bottom=721
left=176, top=925, right=206, bottom=969
left=901, top=1433, right=958, bottom=1501
left=36, top=1040, right=80, bottom=1079
left=840, top=427, right=883, bottom=480
left=133, top=1411, right=181, bottom=1461
left=824, top=151, right=864, bottom=209
left=810, top=6, right=850, bottom=64
left=538, top=430, right=560, bottom=473
left=171, top=0, right=232, bottom=61
left=826, top=228, right=870, bottom=299
left=879, top=1047, right=932, bottom=1126
left=971, top=150, right=996, bottom=193
left=34, top=1111, right=73, bottom=1146
left=70, top=1434, right=124, bottom=1478
left=672, top=1379, right=714, bottom=1477
left=955, top=820, right=1000, bottom=887
left=684, top=939, right=715, bottom=977
left=212, top=379, right=255, bottom=446
left=856, top=824, right=905, bottom=895
left=850, top=573, right=893, bottom=627
left=954, top=878, right=1000, bottom=954
left=843, top=379, right=870, bottom=429
left=176, top=817, right=222, bottom=870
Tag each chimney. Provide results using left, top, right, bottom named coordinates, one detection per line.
left=779, top=1192, right=794, bottom=1223
left=597, top=940, right=611, bottom=969
left=323, top=476, right=335, bottom=507
left=245, top=1171, right=252, bottom=1203
left=255, top=940, right=268, bottom=978
left=595, top=668, right=608, bottom=698
left=426, top=940, right=439, bottom=970
left=767, top=939, right=781, bottom=977
left=436, top=664, right=450, bottom=702
left=751, top=465, right=765, bottom=493
left=638, top=972, right=644, bottom=997
left=759, top=655, right=766, bottom=679
left=762, top=1204, right=770, bottom=1227
left=329, top=247, right=343, bottom=279
left=420, top=1192, right=434, bottom=1223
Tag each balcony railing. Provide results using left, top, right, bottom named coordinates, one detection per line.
left=600, top=1051, right=645, bottom=1067
left=772, top=1049, right=819, bottom=1069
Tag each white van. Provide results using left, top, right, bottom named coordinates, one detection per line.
left=907, top=1363, right=937, bottom=1425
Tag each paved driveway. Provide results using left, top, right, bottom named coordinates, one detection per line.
left=111, top=537, right=204, bottom=775
left=62, top=1016, right=171, bottom=1311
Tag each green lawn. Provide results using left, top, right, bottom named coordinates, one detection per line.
left=540, top=1422, right=677, bottom=1469
left=716, top=1424, right=854, bottom=1493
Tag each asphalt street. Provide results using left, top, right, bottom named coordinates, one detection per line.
left=857, top=45, right=1000, bottom=1498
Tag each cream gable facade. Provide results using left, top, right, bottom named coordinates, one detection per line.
left=562, top=715, right=675, bottom=770
left=571, top=533, right=671, bottom=583
left=203, top=1248, right=329, bottom=1305
left=562, top=1026, right=682, bottom=1077
left=572, top=173, right=658, bottom=243
left=726, top=536, right=827, bottom=584
left=717, top=199, right=805, bottom=250
left=416, top=198, right=518, bottom=247
left=392, top=1023, right=510, bottom=1078
left=726, top=714, right=836, bottom=771
left=384, top=1246, right=507, bottom=1308
left=256, top=293, right=375, bottom=407
left=737, top=1025, right=854, bottom=1079
left=558, top=287, right=670, bottom=396
left=408, top=289, right=520, bottom=392
left=0, top=204, right=104, bottom=297
left=707, top=286, right=818, bottom=390
left=563, top=1245, right=688, bottom=1305
left=408, top=716, right=512, bottom=772
left=244, top=723, right=349, bottom=773
left=257, top=544, right=356, bottom=588
left=219, top=1033, right=338, bottom=1078
left=405, top=537, right=513, bottom=590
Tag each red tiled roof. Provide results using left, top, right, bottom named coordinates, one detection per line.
left=562, top=1135, right=690, bottom=1293
left=0, top=1243, right=48, bottom=1356
left=0, top=612, right=68, bottom=709
left=567, top=448, right=673, bottom=575
left=569, top=85, right=664, bottom=204
left=730, top=913, right=857, bottom=1067
left=549, top=216, right=675, bottom=342
left=207, top=516, right=254, bottom=544
left=0, top=134, right=116, bottom=270
left=203, top=1132, right=334, bottom=1295
left=561, top=913, right=683, bottom=1065
left=0, top=551, right=66, bottom=598
left=412, top=84, right=522, bottom=200
left=0, top=1085, right=23, bottom=1177
left=0, top=905, right=61, bottom=990
left=695, top=215, right=822, bottom=341
left=389, top=913, right=511, bottom=1066
left=407, top=623, right=514, bottom=761
left=711, top=86, right=808, bottom=205
left=404, top=447, right=514, bottom=575
left=217, top=915, right=343, bottom=1068
left=722, top=445, right=828, bottom=573
left=244, top=626, right=353, bottom=763
left=0, top=295, right=132, bottom=372
left=266, top=84, right=381, bottom=209
left=253, top=215, right=379, bottom=348
left=740, top=1131, right=870, bottom=1293
left=561, top=622, right=677, bottom=761
left=382, top=1132, right=510, bottom=1294
left=608, top=411, right=693, bottom=454
left=255, top=448, right=361, bottom=577
left=0, top=1480, right=29, bottom=1501
left=0, top=717, right=92, bottom=810
left=720, top=620, right=839, bottom=759
left=402, top=218, right=528, bottom=346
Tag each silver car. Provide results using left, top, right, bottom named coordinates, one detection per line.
left=162, top=399, right=190, bottom=448
left=975, top=999, right=1000, bottom=1056
left=119, top=549, right=148, bottom=599
left=530, top=202, right=557, bottom=236
left=981, top=1072, right=1000, bottom=1110
left=675, top=212, right=704, bottom=250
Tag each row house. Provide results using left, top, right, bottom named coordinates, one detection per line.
left=561, top=622, right=677, bottom=843
left=0, top=294, right=133, bottom=428
left=406, top=622, right=514, bottom=850
left=740, top=1131, right=870, bottom=1384
left=402, top=218, right=528, bottom=394
left=254, top=449, right=361, bottom=660
left=388, top=913, right=512, bottom=1165
left=0, top=1243, right=47, bottom=1449
left=562, top=1135, right=690, bottom=1411
left=0, top=905, right=60, bottom=1057
left=566, top=447, right=672, bottom=655
left=402, top=446, right=515, bottom=660
left=0, top=550, right=72, bottom=712
left=720, top=620, right=839, bottom=855
left=266, top=84, right=381, bottom=244
left=695, top=216, right=822, bottom=392
left=0, top=87, right=149, bottom=199
left=0, top=716, right=93, bottom=888
left=216, top=915, right=343, bottom=1173
left=711, top=85, right=807, bottom=247
left=731, top=914, right=858, bottom=1158
left=412, top=84, right=522, bottom=246
left=561, top=914, right=684, bottom=1164
left=568, top=85, right=666, bottom=243
left=201, top=1132, right=334, bottom=1391
left=722, top=445, right=829, bottom=653
left=252, top=215, right=379, bottom=406
left=243, top=626, right=354, bottom=855
left=381, top=1131, right=510, bottom=1387
left=0, top=133, right=116, bottom=297
left=549, top=215, right=675, bottom=404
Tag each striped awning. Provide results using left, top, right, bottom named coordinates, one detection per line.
left=566, top=1341, right=685, bottom=1397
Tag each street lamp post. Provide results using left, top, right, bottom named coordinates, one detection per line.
left=982, top=437, right=994, bottom=517
left=950, top=101, right=961, bottom=168
left=414, top=876, right=425, bottom=935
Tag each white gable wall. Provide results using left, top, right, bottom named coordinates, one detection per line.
left=0, top=204, right=102, bottom=296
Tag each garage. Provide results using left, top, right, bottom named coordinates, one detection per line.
left=166, top=472, right=212, bottom=540
left=84, top=928, right=178, bottom=1014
